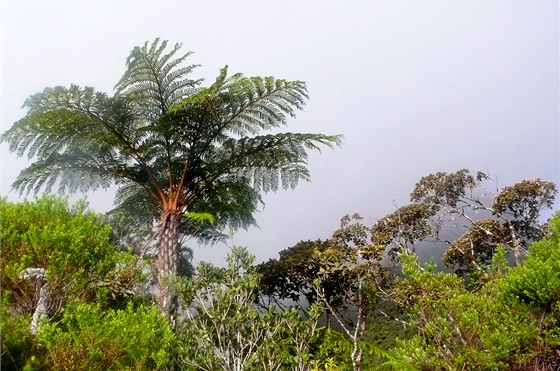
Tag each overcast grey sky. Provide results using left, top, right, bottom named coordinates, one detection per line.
left=1, top=1, right=558, bottom=264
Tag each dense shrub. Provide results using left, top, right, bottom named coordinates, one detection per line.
left=1, top=196, right=140, bottom=316
left=1, top=196, right=147, bottom=369
left=175, top=246, right=329, bottom=371
left=1, top=293, right=40, bottom=370
left=38, top=301, right=174, bottom=370
left=387, top=213, right=560, bottom=370
left=501, top=212, right=560, bottom=311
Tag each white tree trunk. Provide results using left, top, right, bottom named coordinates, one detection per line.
left=19, top=267, right=51, bottom=336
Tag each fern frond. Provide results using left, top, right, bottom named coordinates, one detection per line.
left=222, top=75, right=308, bottom=135
left=116, top=38, right=201, bottom=117
left=184, top=212, right=215, bottom=225
left=12, top=152, right=118, bottom=195
left=113, top=182, right=160, bottom=221
left=374, top=360, right=419, bottom=371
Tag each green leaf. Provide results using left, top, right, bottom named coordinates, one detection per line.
left=184, top=212, right=215, bottom=225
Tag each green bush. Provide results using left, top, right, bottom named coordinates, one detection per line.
left=384, top=215, right=560, bottom=370
left=1, top=196, right=126, bottom=314
left=501, top=212, right=560, bottom=311
left=1, top=292, right=40, bottom=370
left=389, top=251, right=539, bottom=370
left=499, top=212, right=560, bottom=363
left=2, top=195, right=147, bottom=309
left=38, top=301, right=174, bottom=370
left=176, top=246, right=347, bottom=371
left=1, top=196, right=149, bottom=369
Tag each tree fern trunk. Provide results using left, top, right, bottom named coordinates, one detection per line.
left=156, top=211, right=179, bottom=320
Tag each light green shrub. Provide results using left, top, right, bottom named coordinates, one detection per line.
left=38, top=301, right=174, bottom=370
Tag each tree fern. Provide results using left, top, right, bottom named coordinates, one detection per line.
left=1, top=39, right=342, bottom=317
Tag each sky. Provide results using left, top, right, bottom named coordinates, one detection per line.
left=1, top=1, right=558, bottom=265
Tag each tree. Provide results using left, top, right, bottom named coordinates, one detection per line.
left=256, top=239, right=330, bottom=308
left=258, top=216, right=399, bottom=371
left=371, top=169, right=557, bottom=275
left=103, top=209, right=196, bottom=289
left=311, top=214, right=392, bottom=371
left=1, top=39, right=342, bottom=318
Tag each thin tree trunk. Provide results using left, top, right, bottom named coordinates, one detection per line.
left=351, top=306, right=366, bottom=371
left=156, top=211, right=180, bottom=320
left=19, top=267, right=51, bottom=336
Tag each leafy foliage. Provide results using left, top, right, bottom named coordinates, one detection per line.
left=260, top=215, right=421, bottom=371
left=256, top=239, right=330, bottom=306
left=391, top=251, right=537, bottom=370
left=363, top=299, right=416, bottom=364
left=371, top=203, right=436, bottom=259
left=38, top=302, right=174, bottom=370
left=0, top=196, right=142, bottom=318
left=501, top=211, right=560, bottom=311
left=409, top=169, right=486, bottom=207
left=441, top=219, right=508, bottom=275
left=1, top=293, right=38, bottom=370
left=388, top=213, right=560, bottom=371
left=0, top=196, right=148, bottom=369
left=175, top=246, right=329, bottom=371
left=372, top=169, right=557, bottom=275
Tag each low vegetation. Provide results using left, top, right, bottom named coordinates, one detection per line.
left=2, top=169, right=559, bottom=370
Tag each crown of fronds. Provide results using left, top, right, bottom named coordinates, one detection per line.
left=1, top=38, right=342, bottom=233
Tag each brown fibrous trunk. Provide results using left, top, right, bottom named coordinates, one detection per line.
left=156, top=211, right=180, bottom=320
